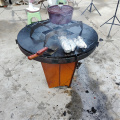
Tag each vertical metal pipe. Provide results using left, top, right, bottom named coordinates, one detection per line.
left=107, top=0, right=120, bottom=37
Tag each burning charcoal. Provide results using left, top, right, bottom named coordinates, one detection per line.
left=74, top=36, right=87, bottom=48
left=58, top=36, right=72, bottom=53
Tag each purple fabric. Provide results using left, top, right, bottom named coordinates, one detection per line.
left=48, top=5, right=73, bottom=24
left=30, top=0, right=35, bottom=3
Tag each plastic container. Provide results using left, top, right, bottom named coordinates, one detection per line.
left=48, top=5, right=73, bottom=25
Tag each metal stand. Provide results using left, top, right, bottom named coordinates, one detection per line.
left=40, top=2, right=46, bottom=9
left=100, top=0, right=120, bottom=37
left=81, top=0, right=101, bottom=16
left=38, top=0, right=47, bottom=9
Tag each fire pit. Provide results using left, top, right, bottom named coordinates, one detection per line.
left=17, top=19, right=98, bottom=88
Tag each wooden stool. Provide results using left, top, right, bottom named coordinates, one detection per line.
left=26, top=2, right=42, bottom=25
left=57, top=0, right=67, bottom=5
left=41, top=62, right=77, bottom=88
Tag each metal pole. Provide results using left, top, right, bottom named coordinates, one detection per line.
left=89, top=0, right=93, bottom=12
left=92, top=4, right=101, bottom=16
left=81, top=0, right=101, bottom=16
left=114, top=0, right=119, bottom=17
left=100, top=0, right=120, bottom=37
left=107, top=0, right=120, bottom=37
left=81, top=4, right=91, bottom=15
left=100, top=16, right=114, bottom=27
left=89, top=3, right=92, bottom=12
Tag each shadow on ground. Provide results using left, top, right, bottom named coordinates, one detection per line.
left=69, top=63, right=114, bottom=120
left=65, top=90, right=83, bottom=119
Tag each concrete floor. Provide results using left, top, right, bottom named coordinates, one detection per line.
left=0, top=0, right=120, bottom=119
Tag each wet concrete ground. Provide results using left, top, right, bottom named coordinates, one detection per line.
left=0, top=0, right=120, bottom=119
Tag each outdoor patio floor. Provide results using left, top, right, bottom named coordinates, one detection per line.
left=0, top=0, right=120, bottom=119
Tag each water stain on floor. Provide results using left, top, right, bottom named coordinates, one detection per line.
left=4, top=68, right=12, bottom=77
left=65, top=90, right=83, bottom=119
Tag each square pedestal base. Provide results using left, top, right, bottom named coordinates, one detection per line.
left=41, top=62, right=77, bottom=88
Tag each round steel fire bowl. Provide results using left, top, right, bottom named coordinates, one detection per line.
left=17, top=20, right=99, bottom=64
